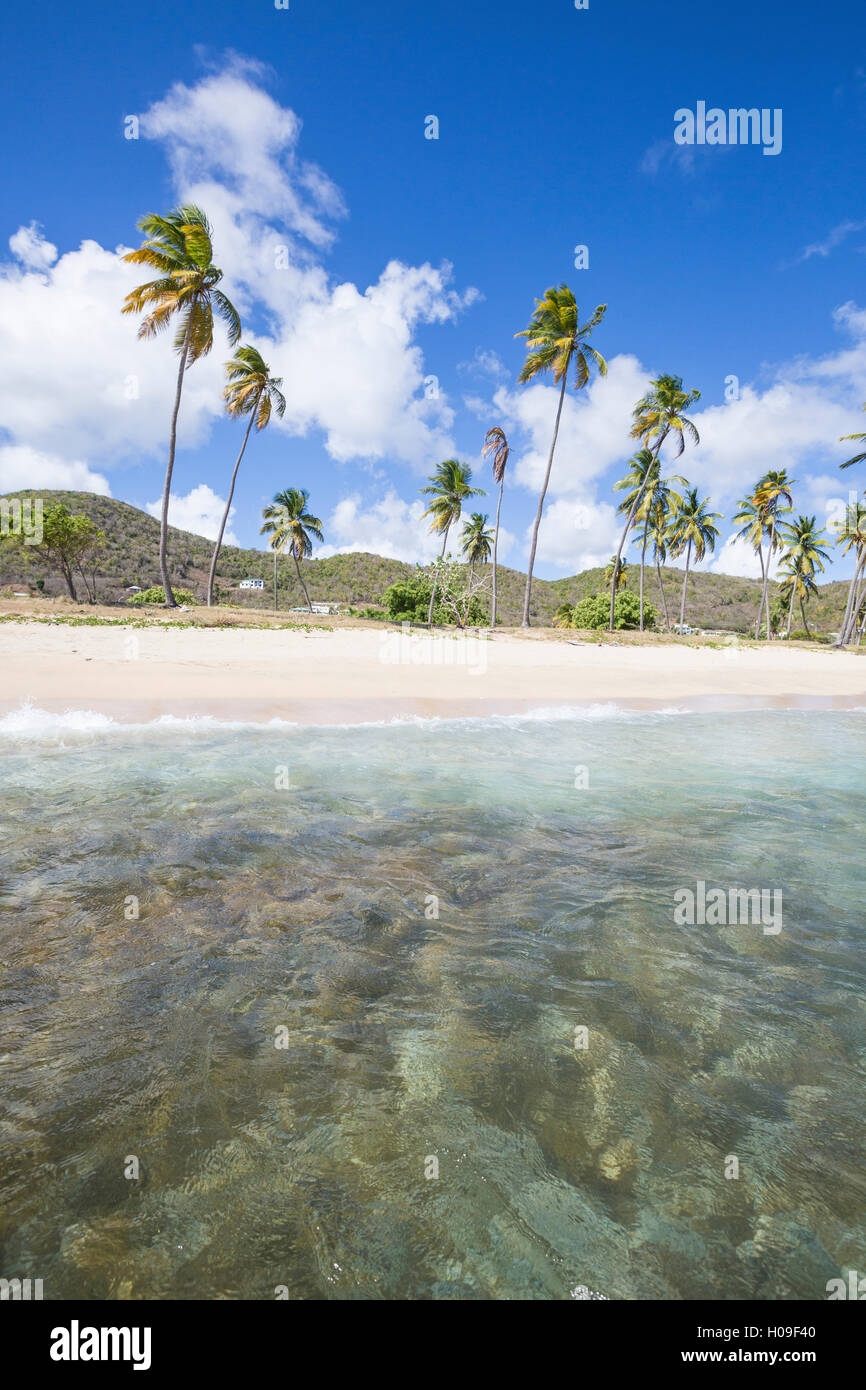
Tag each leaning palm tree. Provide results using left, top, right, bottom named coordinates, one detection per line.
left=753, top=470, right=795, bottom=639
left=420, top=460, right=483, bottom=625
left=122, top=205, right=240, bottom=606
left=460, top=512, right=494, bottom=585
left=732, top=493, right=770, bottom=601
left=668, top=487, right=722, bottom=627
left=777, top=514, right=830, bottom=638
left=833, top=497, right=866, bottom=646
left=260, top=488, right=324, bottom=613
left=616, top=454, right=685, bottom=631
left=840, top=404, right=866, bottom=470
left=515, top=288, right=607, bottom=626
left=207, top=346, right=286, bottom=607
left=609, top=374, right=700, bottom=630
left=481, top=426, right=509, bottom=628
left=646, top=497, right=673, bottom=630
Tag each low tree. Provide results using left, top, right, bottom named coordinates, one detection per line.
left=6, top=503, right=106, bottom=602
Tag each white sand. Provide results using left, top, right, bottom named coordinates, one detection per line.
left=1, top=621, right=864, bottom=723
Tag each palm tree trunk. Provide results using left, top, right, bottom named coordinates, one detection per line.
left=207, top=408, right=257, bottom=607
left=609, top=434, right=667, bottom=631
left=757, top=522, right=776, bottom=639
left=159, top=315, right=194, bottom=608
left=836, top=551, right=863, bottom=646
left=639, top=510, right=651, bottom=631
left=679, top=540, right=692, bottom=627
left=656, top=560, right=670, bottom=629
left=785, top=580, right=796, bottom=639
left=294, top=550, right=313, bottom=612
left=427, top=524, right=450, bottom=627
left=800, top=596, right=812, bottom=639
left=491, top=477, right=504, bottom=629
left=522, top=371, right=568, bottom=627
left=273, top=547, right=278, bottom=612
left=754, top=545, right=766, bottom=639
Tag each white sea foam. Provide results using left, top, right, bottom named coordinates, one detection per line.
left=2, top=699, right=850, bottom=744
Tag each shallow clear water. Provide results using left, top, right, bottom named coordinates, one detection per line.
left=1, top=706, right=864, bottom=1300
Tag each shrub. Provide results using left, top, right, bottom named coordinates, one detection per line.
left=382, top=574, right=487, bottom=627
left=569, top=590, right=656, bottom=631
left=127, top=585, right=199, bottom=606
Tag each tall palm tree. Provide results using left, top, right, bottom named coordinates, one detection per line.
left=420, top=460, right=483, bottom=625
left=646, top=498, right=673, bottom=630
left=260, top=488, right=323, bottom=613
left=753, top=470, right=795, bottom=639
left=777, top=514, right=830, bottom=638
left=840, top=404, right=866, bottom=470
left=481, top=426, right=509, bottom=628
left=207, top=346, right=286, bottom=607
left=609, top=375, right=700, bottom=630
left=515, top=287, right=607, bottom=626
left=615, top=455, right=685, bottom=631
left=460, top=512, right=494, bottom=585
left=668, top=488, right=722, bottom=627
left=833, top=497, right=866, bottom=646
left=732, top=493, right=769, bottom=606
left=122, top=205, right=240, bottom=607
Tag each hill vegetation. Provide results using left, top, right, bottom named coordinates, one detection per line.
left=0, top=489, right=852, bottom=633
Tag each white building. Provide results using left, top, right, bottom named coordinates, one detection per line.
left=238, top=578, right=265, bottom=591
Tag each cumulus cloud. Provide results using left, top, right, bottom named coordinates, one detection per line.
left=0, top=57, right=476, bottom=490
left=317, top=489, right=516, bottom=566
left=147, top=483, right=237, bottom=544
left=0, top=445, right=111, bottom=495
left=9, top=222, right=58, bottom=270
left=527, top=496, right=622, bottom=572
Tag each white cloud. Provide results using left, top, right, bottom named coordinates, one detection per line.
left=0, top=58, right=476, bottom=491
left=0, top=444, right=111, bottom=495
left=317, top=489, right=516, bottom=566
left=147, top=483, right=237, bottom=544
left=527, top=496, right=622, bottom=573
left=9, top=222, right=58, bottom=270
left=494, top=353, right=651, bottom=496
left=795, top=220, right=866, bottom=264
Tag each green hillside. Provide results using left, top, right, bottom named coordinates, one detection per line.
left=0, top=489, right=851, bottom=632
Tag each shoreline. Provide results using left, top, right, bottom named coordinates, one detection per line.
left=2, top=620, right=865, bottom=726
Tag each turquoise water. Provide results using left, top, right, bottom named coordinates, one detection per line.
left=1, top=706, right=864, bottom=1300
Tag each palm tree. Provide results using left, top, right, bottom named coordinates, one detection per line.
left=604, top=555, right=629, bottom=592
left=260, top=489, right=323, bottom=613
left=647, top=496, right=674, bottom=629
left=420, top=460, right=483, bottom=625
left=615, top=453, right=685, bottom=631
left=668, top=488, right=722, bottom=627
left=840, top=404, right=866, bottom=470
left=833, top=498, right=866, bottom=646
left=481, top=426, right=509, bottom=628
left=553, top=603, right=575, bottom=628
left=777, top=514, right=830, bottom=638
left=207, top=346, right=286, bottom=607
left=122, top=205, right=240, bottom=606
left=515, top=288, right=607, bottom=626
left=609, top=375, right=700, bottom=630
left=732, top=493, right=769, bottom=607
left=753, top=471, right=795, bottom=639
left=460, top=512, right=494, bottom=585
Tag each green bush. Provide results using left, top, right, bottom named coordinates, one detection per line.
left=569, top=590, right=656, bottom=631
left=127, top=585, right=199, bottom=606
left=382, top=575, right=487, bottom=626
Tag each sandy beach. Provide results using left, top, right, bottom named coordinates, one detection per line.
left=2, top=619, right=864, bottom=723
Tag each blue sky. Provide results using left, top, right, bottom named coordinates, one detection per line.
left=1, top=0, right=864, bottom=579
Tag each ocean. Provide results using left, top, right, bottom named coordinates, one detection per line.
left=1, top=704, right=864, bottom=1299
